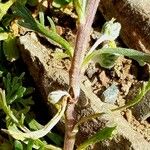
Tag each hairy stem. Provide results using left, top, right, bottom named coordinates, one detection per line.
left=64, top=0, right=101, bottom=150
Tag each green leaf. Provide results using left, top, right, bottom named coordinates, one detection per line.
left=27, top=118, right=63, bottom=146
left=3, top=34, right=19, bottom=62
left=3, top=73, right=26, bottom=104
left=14, top=140, right=23, bottom=150
left=2, top=99, right=67, bottom=141
left=0, top=27, right=8, bottom=41
left=39, top=12, right=45, bottom=26
left=83, top=48, right=150, bottom=69
left=0, top=0, right=16, bottom=20
left=0, top=89, right=19, bottom=124
left=0, top=32, right=8, bottom=41
left=97, top=53, right=119, bottom=69
left=47, top=16, right=56, bottom=32
left=12, top=3, right=38, bottom=31
left=27, top=140, right=34, bottom=150
left=52, top=0, right=72, bottom=8
left=77, top=126, right=116, bottom=150
left=73, top=0, right=87, bottom=22
left=12, top=2, right=73, bottom=57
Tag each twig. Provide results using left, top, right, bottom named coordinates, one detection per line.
left=64, top=1, right=101, bottom=150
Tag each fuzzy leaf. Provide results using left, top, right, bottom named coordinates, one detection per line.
left=27, top=118, right=63, bottom=146
left=88, top=19, right=121, bottom=55
left=101, top=18, right=121, bottom=41
left=48, top=90, right=70, bottom=104
left=83, top=48, right=150, bottom=69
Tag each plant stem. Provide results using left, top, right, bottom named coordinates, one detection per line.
left=64, top=1, right=101, bottom=150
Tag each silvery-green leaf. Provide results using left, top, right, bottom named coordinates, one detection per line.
left=48, top=90, right=70, bottom=104
left=95, top=53, right=119, bottom=69
left=101, top=18, right=121, bottom=41
left=83, top=48, right=150, bottom=69
left=88, top=19, right=121, bottom=55
left=2, top=98, right=67, bottom=140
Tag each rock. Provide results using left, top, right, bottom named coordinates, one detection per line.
left=125, top=109, right=133, bottom=123
left=99, top=71, right=110, bottom=87
left=101, top=84, right=119, bottom=104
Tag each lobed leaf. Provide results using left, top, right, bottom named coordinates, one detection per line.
left=3, top=73, right=26, bottom=104
left=3, top=34, right=19, bottom=62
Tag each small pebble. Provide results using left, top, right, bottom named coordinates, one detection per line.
left=101, top=84, right=119, bottom=104
left=125, top=109, right=133, bottom=123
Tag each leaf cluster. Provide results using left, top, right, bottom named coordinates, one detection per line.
left=0, top=72, right=63, bottom=149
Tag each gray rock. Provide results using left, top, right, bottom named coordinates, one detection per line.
left=101, top=84, right=119, bottom=104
